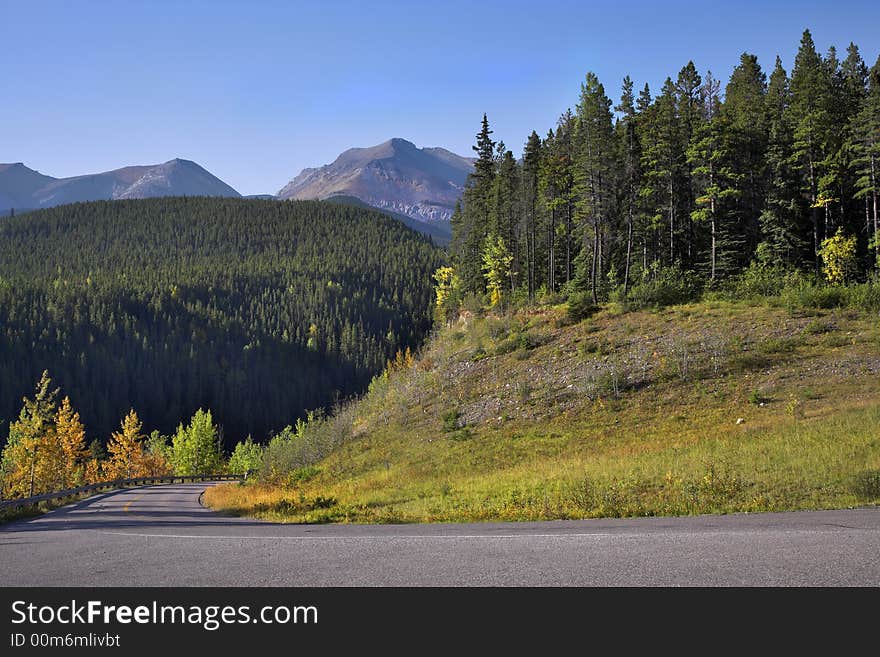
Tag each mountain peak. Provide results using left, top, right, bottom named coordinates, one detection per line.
left=1, top=160, right=239, bottom=212
left=277, top=138, right=473, bottom=226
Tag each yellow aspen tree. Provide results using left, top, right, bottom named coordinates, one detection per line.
left=481, top=234, right=513, bottom=310
left=105, top=410, right=148, bottom=480
left=1, top=371, right=60, bottom=497
left=55, top=397, right=89, bottom=489
left=32, top=424, right=64, bottom=494
left=83, top=457, right=103, bottom=484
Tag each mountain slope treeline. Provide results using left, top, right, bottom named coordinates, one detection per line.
left=451, top=29, right=880, bottom=303
left=0, top=197, right=443, bottom=447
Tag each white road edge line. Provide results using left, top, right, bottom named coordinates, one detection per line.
left=96, top=531, right=619, bottom=540
left=91, top=528, right=868, bottom=540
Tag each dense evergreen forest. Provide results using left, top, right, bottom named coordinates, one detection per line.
left=0, top=197, right=443, bottom=448
left=450, top=30, right=880, bottom=303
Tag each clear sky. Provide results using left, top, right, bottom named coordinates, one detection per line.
left=3, top=0, right=879, bottom=195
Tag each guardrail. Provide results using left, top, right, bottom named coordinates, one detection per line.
left=0, top=473, right=245, bottom=511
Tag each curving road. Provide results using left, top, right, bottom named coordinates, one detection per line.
left=1, top=483, right=878, bottom=586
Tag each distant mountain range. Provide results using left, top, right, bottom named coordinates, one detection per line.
left=0, top=159, right=240, bottom=214
left=277, top=138, right=473, bottom=233
left=3, top=139, right=474, bottom=244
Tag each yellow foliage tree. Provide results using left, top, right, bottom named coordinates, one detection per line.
left=55, top=396, right=89, bottom=489
left=0, top=371, right=62, bottom=497
left=104, top=410, right=150, bottom=481
left=481, top=234, right=513, bottom=309
left=818, top=228, right=858, bottom=285
left=385, top=347, right=415, bottom=376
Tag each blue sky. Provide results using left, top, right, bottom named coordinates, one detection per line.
left=3, top=0, right=878, bottom=195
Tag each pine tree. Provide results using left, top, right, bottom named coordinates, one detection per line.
left=641, top=78, right=684, bottom=267
left=490, top=148, right=520, bottom=286
left=760, top=56, right=805, bottom=265
left=852, top=55, right=880, bottom=270
left=454, top=115, right=497, bottom=295
left=675, top=62, right=704, bottom=265
left=573, top=72, right=615, bottom=302
left=615, top=76, right=643, bottom=292
left=836, top=44, right=869, bottom=240
left=722, top=53, right=768, bottom=266
left=688, top=71, right=741, bottom=280
left=521, top=131, right=543, bottom=297
left=789, top=29, right=834, bottom=268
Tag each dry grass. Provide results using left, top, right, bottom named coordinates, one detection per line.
left=204, top=299, right=880, bottom=523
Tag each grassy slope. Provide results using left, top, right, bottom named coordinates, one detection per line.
left=205, top=298, right=880, bottom=522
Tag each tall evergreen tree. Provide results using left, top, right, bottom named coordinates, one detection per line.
left=853, top=55, right=880, bottom=269
left=521, top=131, right=543, bottom=297
left=641, top=78, right=684, bottom=266
left=454, top=115, right=497, bottom=294
left=675, top=62, right=704, bottom=265
left=721, top=53, right=768, bottom=265
left=688, top=71, right=740, bottom=280
left=573, top=72, right=615, bottom=302
left=761, top=56, right=805, bottom=265
left=789, top=29, right=834, bottom=268
left=615, top=76, right=643, bottom=292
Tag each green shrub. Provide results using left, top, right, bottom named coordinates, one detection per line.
left=735, top=261, right=789, bottom=298
left=845, top=281, right=880, bottom=312
left=625, top=264, right=701, bottom=310
left=804, top=319, right=834, bottom=335
left=780, top=280, right=845, bottom=310
left=441, top=409, right=462, bottom=432
left=566, top=292, right=599, bottom=323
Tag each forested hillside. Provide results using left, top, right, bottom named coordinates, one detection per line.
left=450, top=29, right=879, bottom=304
left=0, top=197, right=443, bottom=447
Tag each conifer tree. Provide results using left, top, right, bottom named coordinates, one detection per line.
left=521, top=131, right=543, bottom=297
left=722, top=53, right=768, bottom=264
left=675, top=62, right=704, bottom=265
left=688, top=71, right=741, bottom=280
left=615, top=76, right=643, bottom=292
left=454, top=115, right=497, bottom=295
left=790, top=29, right=834, bottom=267
left=641, top=78, right=684, bottom=267
left=761, top=56, right=805, bottom=265
left=573, top=72, right=615, bottom=302
left=852, top=55, right=880, bottom=269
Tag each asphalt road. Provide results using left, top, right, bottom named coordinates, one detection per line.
left=1, top=483, right=878, bottom=586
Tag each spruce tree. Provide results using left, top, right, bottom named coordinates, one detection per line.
left=573, top=72, right=615, bottom=302
left=789, top=29, right=834, bottom=268
left=853, top=55, right=880, bottom=270
left=521, top=131, right=543, bottom=297
left=454, top=115, right=497, bottom=295
left=615, top=76, right=643, bottom=292
left=688, top=71, right=740, bottom=281
left=761, top=56, right=805, bottom=265
left=722, top=53, right=768, bottom=265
